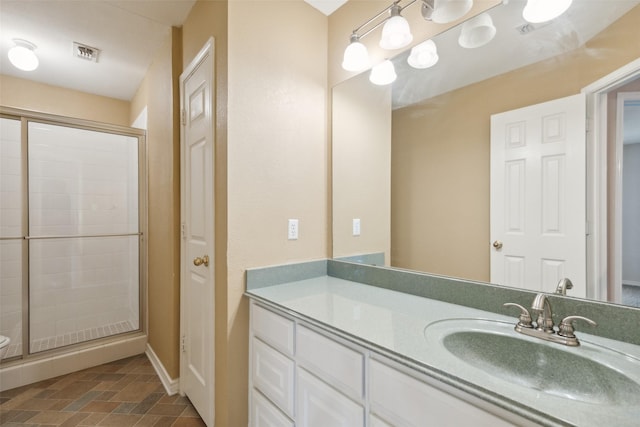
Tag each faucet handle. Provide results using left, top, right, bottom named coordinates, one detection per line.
left=558, top=315, right=597, bottom=338
left=503, top=303, right=533, bottom=329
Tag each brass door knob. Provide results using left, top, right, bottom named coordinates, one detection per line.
left=193, top=255, right=209, bottom=267
left=492, top=240, right=503, bottom=250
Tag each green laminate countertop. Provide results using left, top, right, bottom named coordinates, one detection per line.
left=246, top=275, right=640, bottom=427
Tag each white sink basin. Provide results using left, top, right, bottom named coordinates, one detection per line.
left=423, top=318, right=640, bottom=406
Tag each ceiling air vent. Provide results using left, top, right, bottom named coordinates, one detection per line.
left=73, top=42, right=100, bottom=62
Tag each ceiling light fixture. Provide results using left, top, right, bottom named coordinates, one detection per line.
left=407, top=39, right=439, bottom=69
left=341, top=0, right=474, bottom=72
left=8, top=39, right=39, bottom=71
left=369, top=59, right=397, bottom=85
left=523, top=0, right=573, bottom=23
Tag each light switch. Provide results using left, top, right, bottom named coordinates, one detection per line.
left=288, top=219, right=299, bottom=240
left=353, top=218, right=361, bottom=236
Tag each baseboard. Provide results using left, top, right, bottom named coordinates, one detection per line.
left=145, top=343, right=179, bottom=396
left=0, top=333, right=147, bottom=392
left=623, top=280, right=640, bottom=288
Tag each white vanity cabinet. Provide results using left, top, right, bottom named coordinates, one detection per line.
left=249, top=300, right=521, bottom=427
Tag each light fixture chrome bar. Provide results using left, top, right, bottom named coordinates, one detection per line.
left=25, top=232, right=142, bottom=240
left=350, top=0, right=417, bottom=40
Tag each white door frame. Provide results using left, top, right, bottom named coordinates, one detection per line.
left=582, top=57, right=640, bottom=302
left=179, top=37, right=215, bottom=425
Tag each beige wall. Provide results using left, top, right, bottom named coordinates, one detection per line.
left=226, top=1, right=328, bottom=425
left=0, top=74, right=130, bottom=125
left=332, top=71, right=391, bottom=260
left=391, top=6, right=640, bottom=282
left=129, top=27, right=183, bottom=378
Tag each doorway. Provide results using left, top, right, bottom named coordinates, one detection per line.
left=583, top=58, right=640, bottom=306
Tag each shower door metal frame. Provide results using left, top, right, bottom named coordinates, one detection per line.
left=0, top=106, right=148, bottom=361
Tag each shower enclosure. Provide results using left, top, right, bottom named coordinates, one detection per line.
left=0, top=108, right=146, bottom=361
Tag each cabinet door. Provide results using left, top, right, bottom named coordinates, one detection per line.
left=369, top=359, right=515, bottom=427
left=297, top=368, right=364, bottom=427
left=251, top=389, right=294, bottom=427
left=252, top=338, right=295, bottom=417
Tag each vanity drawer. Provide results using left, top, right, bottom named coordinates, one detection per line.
left=296, top=325, right=364, bottom=400
left=251, top=303, right=295, bottom=356
left=252, top=337, right=295, bottom=417
left=369, top=359, right=514, bottom=427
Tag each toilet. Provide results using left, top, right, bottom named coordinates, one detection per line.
left=0, top=335, right=10, bottom=359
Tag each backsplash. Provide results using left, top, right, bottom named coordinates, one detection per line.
left=246, top=259, right=640, bottom=346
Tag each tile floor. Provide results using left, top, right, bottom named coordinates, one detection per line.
left=0, top=354, right=206, bottom=426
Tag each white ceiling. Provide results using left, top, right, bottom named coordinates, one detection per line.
left=0, top=0, right=197, bottom=100
left=391, top=0, right=640, bottom=109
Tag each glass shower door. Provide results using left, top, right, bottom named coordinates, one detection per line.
left=28, top=122, right=140, bottom=353
left=0, top=117, right=23, bottom=360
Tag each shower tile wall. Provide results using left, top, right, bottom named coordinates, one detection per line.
left=0, top=118, right=141, bottom=358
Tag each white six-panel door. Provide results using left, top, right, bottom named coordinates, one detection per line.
left=180, top=39, right=215, bottom=426
left=490, top=94, right=586, bottom=296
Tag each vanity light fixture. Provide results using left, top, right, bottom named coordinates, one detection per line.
left=341, top=0, right=474, bottom=71
left=458, top=12, right=496, bottom=48
left=407, top=39, right=439, bottom=69
left=342, top=34, right=372, bottom=71
left=523, top=0, right=573, bottom=23
left=8, top=38, right=39, bottom=71
left=422, top=0, right=474, bottom=24
left=369, top=59, right=397, bottom=85
left=379, top=3, right=413, bottom=50
left=342, top=34, right=372, bottom=72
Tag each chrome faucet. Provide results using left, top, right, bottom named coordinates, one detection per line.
left=555, top=278, right=573, bottom=296
left=531, top=293, right=554, bottom=333
left=504, top=293, right=597, bottom=346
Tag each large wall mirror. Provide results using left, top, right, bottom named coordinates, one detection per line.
left=332, top=0, right=640, bottom=308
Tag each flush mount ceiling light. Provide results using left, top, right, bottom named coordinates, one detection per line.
left=369, top=59, right=397, bottom=85
left=407, top=39, right=439, bottom=69
left=523, top=0, right=573, bottom=23
left=422, top=0, right=474, bottom=24
left=8, top=38, right=39, bottom=71
left=458, top=12, right=496, bottom=48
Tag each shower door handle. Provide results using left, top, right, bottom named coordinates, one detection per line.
left=193, top=255, right=209, bottom=267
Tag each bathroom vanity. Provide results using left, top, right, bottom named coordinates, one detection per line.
left=245, top=260, right=640, bottom=427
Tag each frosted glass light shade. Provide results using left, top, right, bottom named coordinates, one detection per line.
left=380, top=15, right=413, bottom=50
left=342, top=40, right=371, bottom=72
left=8, top=39, right=38, bottom=71
left=458, top=12, right=496, bottom=49
left=369, top=60, right=397, bottom=85
left=407, top=39, right=439, bottom=69
left=523, top=0, right=573, bottom=23
left=431, top=0, right=473, bottom=24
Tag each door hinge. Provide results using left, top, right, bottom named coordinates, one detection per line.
left=181, top=109, right=186, bottom=125
left=181, top=335, right=186, bottom=353
left=181, top=222, right=186, bottom=239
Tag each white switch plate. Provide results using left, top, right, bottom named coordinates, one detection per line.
left=353, top=218, right=361, bottom=236
left=288, top=219, right=299, bottom=240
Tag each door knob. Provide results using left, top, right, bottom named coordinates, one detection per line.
left=193, top=255, right=209, bottom=267
left=492, top=240, right=503, bottom=250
